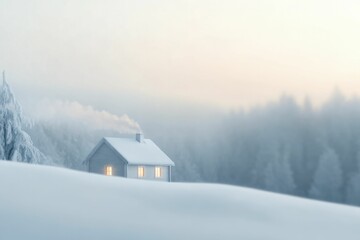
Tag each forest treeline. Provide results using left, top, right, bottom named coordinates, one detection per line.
left=25, top=90, right=360, bottom=206
left=154, top=91, right=360, bottom=206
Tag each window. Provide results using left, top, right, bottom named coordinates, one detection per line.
left=105, top=165, right=113, bottom=176
left=138, top=166, right=145, bottom=178
left=155, top=167, right=161, bottom=178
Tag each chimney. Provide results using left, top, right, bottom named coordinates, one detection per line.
left=136, top=133, right=144, bottom=143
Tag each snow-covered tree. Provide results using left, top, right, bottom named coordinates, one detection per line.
left=252, top=143, right=277, bottom=189
left=264, top=150, right=296, bottom=194
left=309, top=148, right=343, bottom=202
left=346, top=173, right=360, bottom=206
left=253, top=141, right=296, bottom=194
left=346, top=153, right=360, bottom=206
left=0, top=75, right=46, bottom=163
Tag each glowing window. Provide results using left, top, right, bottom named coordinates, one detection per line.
left=138, top=166, right=145, bottom=178
left=155, top=167, right=161, bottom=178
left=105, top=165, right=113, bottom=176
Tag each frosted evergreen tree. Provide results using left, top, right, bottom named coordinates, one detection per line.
left=252, top=143, right=278, bottom=189
left=264, top=150, right=296, bottom=194
left=346, top=153, right=360, bottom=206
left=0, top=72, right=46, bottom=163
left=252, top=142, right=295, bottom=194
left=309, top=148, right=343, bottom=202
left=346, top=173, right=360, bottom=206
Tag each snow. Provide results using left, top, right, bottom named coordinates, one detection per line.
left=0, top=161, right=360, bottom=240
left=0, top=79, right=47, bottom=163
left=86, top=137, right=175, bottom=166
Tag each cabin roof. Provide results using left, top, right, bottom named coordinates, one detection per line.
left=86, top=136, right=175, bottom=166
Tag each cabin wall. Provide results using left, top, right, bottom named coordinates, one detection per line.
left=88, top=143, right=126, bottom=177
left=127, top=165, right=170, bottom=182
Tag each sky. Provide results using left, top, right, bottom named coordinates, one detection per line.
left=0, top=0, right=359, bottom=112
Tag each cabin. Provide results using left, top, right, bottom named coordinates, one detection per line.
left=84, top=133, right=175, bottom=182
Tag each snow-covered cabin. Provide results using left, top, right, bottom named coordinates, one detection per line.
left=84, top=134, right=175, bottom=182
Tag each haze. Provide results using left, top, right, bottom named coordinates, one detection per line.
left=0, top=0, right=359, bottom=110
left=3, top=0, right=360, bottom=209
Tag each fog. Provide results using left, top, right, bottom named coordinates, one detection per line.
left=1, top=0, right=360, bottom=109
left=1, top=0, right=360, bottom=207
left=16, top=87, right=360, bottom=207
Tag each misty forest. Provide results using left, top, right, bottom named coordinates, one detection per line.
left=2, top=78, right=360, bottom=207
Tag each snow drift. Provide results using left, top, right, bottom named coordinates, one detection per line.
left=0, top=161, right=359, bottom=240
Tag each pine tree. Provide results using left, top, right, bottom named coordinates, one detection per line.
left=252, top=143, right=277, bottom=189
left=252, top=142, right=296, bottom=194
left=0, top=72, right=46, bottom=163
left=309, top=148, right=343, bottom=202
left=346, top=174, right=360, bottom=206
left=346, top=153, right=360, bottom=206
left=264, top=150, right=296, bottom=194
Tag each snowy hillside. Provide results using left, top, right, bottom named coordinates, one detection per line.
left=0, top=161, right=360, bottom=240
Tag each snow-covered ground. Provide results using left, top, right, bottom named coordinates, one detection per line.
left=0, top=161, right=359, bottom=240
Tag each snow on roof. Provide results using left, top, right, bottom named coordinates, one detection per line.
left=103, top=137, right=175, bottom=166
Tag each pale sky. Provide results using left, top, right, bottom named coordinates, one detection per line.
left=0, top=0, right=359, bottom=109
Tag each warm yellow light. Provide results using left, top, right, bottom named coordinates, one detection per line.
left=155, top=167, right=161, bottom=178
left=138, top=166, right=145, bottom=178
left=105, top=166, right=113, bottom=176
